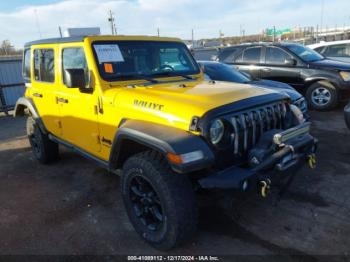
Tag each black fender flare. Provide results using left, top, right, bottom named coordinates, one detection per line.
left=109, top=119, right=215, bottom=174
left=14, top=97, right=47, bottom=134
left=304, top=76, right=339, bottom=89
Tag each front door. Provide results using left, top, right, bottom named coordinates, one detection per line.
left=57, top=45, right=100, bottom=155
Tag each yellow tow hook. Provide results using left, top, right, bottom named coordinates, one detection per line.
left=308, top=153, right=317, bottom=169
left=259, top=179, right=271, bottom=198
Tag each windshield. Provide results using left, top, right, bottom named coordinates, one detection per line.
left=92, top=41, right=200, bottom=81
left=201, top=62, right=251, bottom=83
left=286, top=44, right=324, bottom=62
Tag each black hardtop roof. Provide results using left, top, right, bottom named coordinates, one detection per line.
left=24, top=36, right=86, bottom=47
left=24, top=35, right=183, bottom=48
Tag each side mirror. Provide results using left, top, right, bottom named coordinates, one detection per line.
left=64, top=69, right=92, bottom=93
left=284, top=58, right=297, bottom=66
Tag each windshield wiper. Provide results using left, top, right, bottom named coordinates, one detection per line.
left=151, top=71, right=195, bottom=80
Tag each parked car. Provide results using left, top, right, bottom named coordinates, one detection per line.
left=217, top=42, right=350, bottom=110
left=15, top=35, right=317, bottom=250
left=198, top=61, right=308, bottom=114
left=308, top=40, right=350, bottom=63
left=192, top=47, right=219, bottom=61
left=344, top=102, right=350, bottom=129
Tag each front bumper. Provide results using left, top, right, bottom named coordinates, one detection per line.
left=198, top=132, right=317, bottom=192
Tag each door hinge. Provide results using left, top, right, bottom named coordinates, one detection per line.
left=54, top=119, right=62, bottom=129
left=32, top=93, right=43, bottom=98
left=97, top=97, right=104, bottom=114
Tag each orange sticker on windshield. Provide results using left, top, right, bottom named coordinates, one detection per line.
left=104, top=63, right=113, bottom=73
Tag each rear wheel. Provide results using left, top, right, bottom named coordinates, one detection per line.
left=121, top=151, right=197, bottom=250
left=306, top=81, right=338, bottom=111
left=26, top=116, right=59, bottom=164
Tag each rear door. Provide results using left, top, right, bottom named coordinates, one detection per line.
left=260, top=46, right=303, bottom=88
left=30, top=46, right=62, bottom=136
left=233, top=46, right=263, bottom=79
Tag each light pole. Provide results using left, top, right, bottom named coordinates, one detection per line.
left=320, top=0, right=324, bottom=34
left=108, top=10, right=117, bottom=35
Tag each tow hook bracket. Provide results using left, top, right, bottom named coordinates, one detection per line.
left=259, top=179, right=271, bottom=198
left=308, top=153, right=317, bottom=169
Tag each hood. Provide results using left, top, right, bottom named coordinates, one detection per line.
left=250, top=79, right=302, bottom=102
left=309, top=58, right=350, bottom=71
left=108, top=80, right=287, bottom=131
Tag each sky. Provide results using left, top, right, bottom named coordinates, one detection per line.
left=0, top=0, right=350, bottom=48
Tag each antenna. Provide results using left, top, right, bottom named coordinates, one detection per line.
left=34, top=9, right=42, bottom=38
left=58, top=26, right=63, bottom=38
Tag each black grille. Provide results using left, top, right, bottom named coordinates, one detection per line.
left=230, top=102, right=288, bottom=155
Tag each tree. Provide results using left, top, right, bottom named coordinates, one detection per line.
left=0, top=40, right=21, bottom=56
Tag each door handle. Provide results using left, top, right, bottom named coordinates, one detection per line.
left=32, top=93, right=43, bottom=98
left=56, top=97, right=69, bottom=104
left=262, top=68, right=272, bottom=72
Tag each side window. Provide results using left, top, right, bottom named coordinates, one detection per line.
left=23, top=48, right=31, bottom=83
left=265, top=47, right=292, bottom=65
left=324, top=44, right=348, bottom=57
left=347, top=44, right=350, bottom=57
left=218, top=48, right=238, bottom=63
left=235, top=47, right=262, bottom=64
left=159, top=48, right=192, bottom=71
left=62, top=48, right=88, bottom=86
left=33, top=49, right=55, bottom=83
left=193, top=49, right=218, bottom=61
left=314, top=46, right=326, bottom=54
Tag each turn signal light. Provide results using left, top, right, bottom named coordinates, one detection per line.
left=167, top=153, right=183, bottom=165
left=166, top=151, right=204, bottom=165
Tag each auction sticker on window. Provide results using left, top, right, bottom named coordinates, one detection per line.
left=94, top=44, right=124, bottom=63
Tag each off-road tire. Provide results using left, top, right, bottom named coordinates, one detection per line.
left=121, top=151, right=197, bottom=250
left=26, top=116, right=59, bottom=164
left=306, top=81, right=338, bottom=111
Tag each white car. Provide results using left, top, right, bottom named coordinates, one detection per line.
left=308, top=40, right=350, bottom=63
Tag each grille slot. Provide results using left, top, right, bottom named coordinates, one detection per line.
left=230, top=102, right=288, bottom=155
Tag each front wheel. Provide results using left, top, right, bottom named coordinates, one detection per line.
left=121, top=151, right=197, bottom=250
left=26, top=116, right=59, bottom=164
left=306, top=81, right=338, bottom=111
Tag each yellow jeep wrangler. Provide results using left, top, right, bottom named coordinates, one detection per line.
left=15, top=35, right=317, bottom=250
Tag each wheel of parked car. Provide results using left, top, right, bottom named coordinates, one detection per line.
left=306, top=81, right=338, bottom=111
left=121, top=151, right=197, bottom=250
left=26, top=116, right=59, bottom=164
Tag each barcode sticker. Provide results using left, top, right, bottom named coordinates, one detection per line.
left=94, top=44, right=124, bottom=63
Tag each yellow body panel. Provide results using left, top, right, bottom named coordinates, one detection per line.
left=25, top=35, right=277, bottom=161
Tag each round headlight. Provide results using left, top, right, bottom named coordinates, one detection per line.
left=210, top=119, right=225, bottom=145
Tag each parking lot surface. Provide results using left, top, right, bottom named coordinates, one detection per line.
left=0, top=110, right=349, bottom=260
